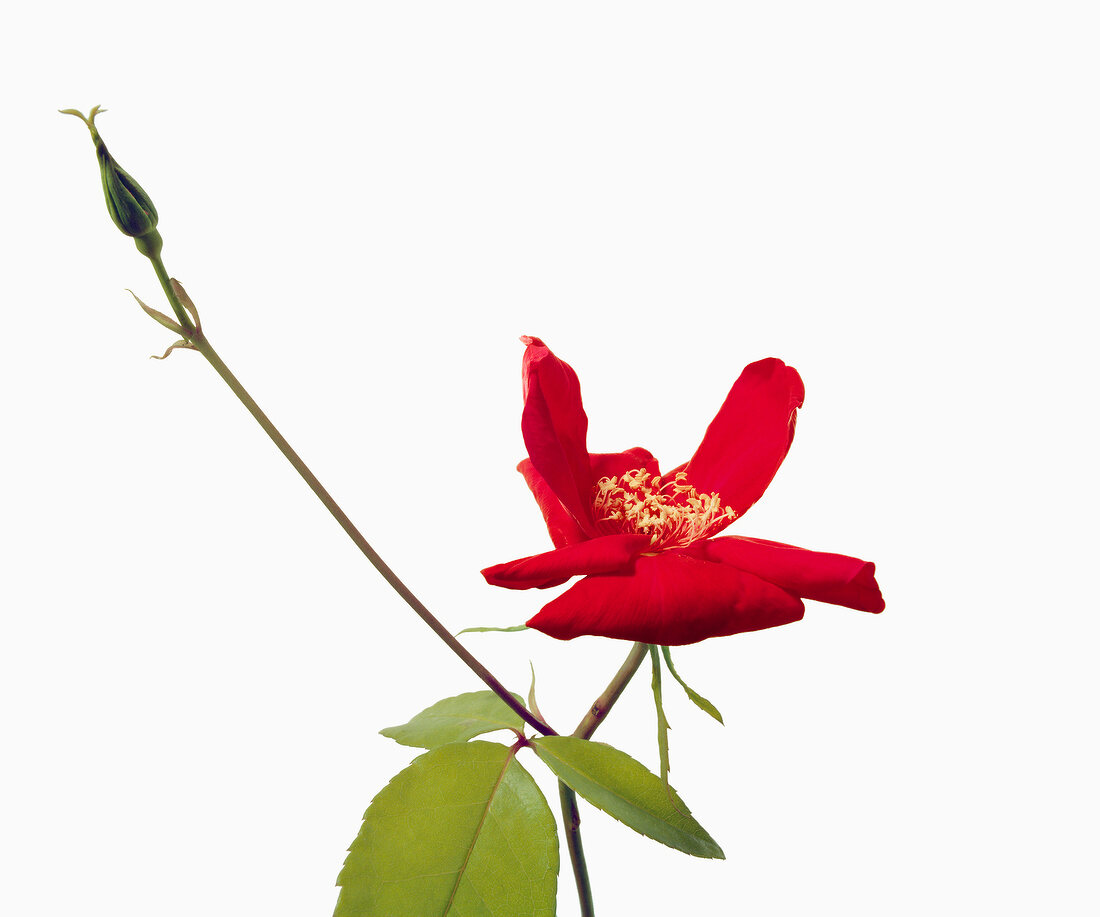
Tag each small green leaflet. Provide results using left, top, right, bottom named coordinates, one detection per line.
left=527, top=662, right=547, bottom=727
left=649, top=645, right=672, bottom=788
left=335, top=741, right=558, bottom=917
left=455, top=624, right=529, bottom=635
left=661, top=646, right=724, bottom=725
left=380, top=690, right=528, bottom=749
left=530, top=736, right=724, bottom=860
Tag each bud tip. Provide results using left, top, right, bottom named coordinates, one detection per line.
left=59, top=105, right=107, bottom=140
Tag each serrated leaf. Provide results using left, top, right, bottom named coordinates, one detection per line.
left=661, top=646, right=724, bottom=725
left=530, top=736, right=723, bottom=860
left=380, top=690, right=528, bottom=749
left=335, top=741, right=558, bottom=916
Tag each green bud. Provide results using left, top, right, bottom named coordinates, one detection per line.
left=61, top=106, right=163, bottom=258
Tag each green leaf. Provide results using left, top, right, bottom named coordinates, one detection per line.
left=530, top=736, right=724, bottom=860
left=661, top=646, right=724, bottom=725
left=335, top=741, right=558, bottom=916
left=380, top=690, right=528, bottom=749
left=649, top=645, right=672, bottom=787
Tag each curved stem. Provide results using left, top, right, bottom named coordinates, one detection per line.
left=144, top=262, right=554, bottom=737
left=557, top=641, right=650, bottom=916
left=573, top=642, right=649, bottom=739
left=192, top=332, right=556, bottom=737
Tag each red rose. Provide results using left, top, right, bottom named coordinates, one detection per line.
left=482, top=337, right=884, bottom=645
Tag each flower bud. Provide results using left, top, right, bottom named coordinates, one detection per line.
left=61, top=106, right=163, bottom=258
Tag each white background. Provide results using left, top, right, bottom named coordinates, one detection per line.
left=2, top=3, right=1097, bottom=915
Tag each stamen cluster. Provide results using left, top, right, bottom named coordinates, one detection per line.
left=592, top=469, right=736, bottom=550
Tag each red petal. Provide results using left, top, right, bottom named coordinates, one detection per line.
left=526, top=552, right=805, bottom=645
left=482, top=533, right=653, bottom=590
left=692, top=536, right=885, bottom=613
left=517, top=458, right=587, bottom=548
left=683, top=358, right=805, bottom=518
left=520, top=338, right=596, bottom=533
left=589, top=448, right=660, bottom=482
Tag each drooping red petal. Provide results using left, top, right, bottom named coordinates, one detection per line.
left=520, top=337, right=596, bottom=533
left=517, top=458, right=587, bottom=548
left=690, top=536, right=885, bottom=613
left=482, top=533, right=653, bottom=590
left=683, top=358, right=805, bottom=518
left=588, top=448, right=660, bottom=483
left=526, top=552, right=805, bottom=645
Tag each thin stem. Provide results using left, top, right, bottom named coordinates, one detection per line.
left=573, top=642, right=649, bottom=739
left=557, top=641, right=650, bottom=916
left=559, top=783, right=595, bottom=917
left=144, top=260, right=554, bottom=737
left=191, top=332, right=555, bottom=737
left=148, top=253, right=195, bottom=335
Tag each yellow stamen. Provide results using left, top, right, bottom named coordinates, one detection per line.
left=592, top=469, right=736, bottom=549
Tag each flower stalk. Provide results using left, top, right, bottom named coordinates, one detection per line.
left=573, top=641, right=650, bottom=740
left=557, top=640, right=650, bottom=917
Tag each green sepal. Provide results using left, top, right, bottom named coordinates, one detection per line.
left=128, top=289, right=183, bottom=335
left=527, top=662, right=547, bottom=727
left=150, top=339, right=196, bottom=361
left=169, top=279, right=202, bottom=331
left=661, top=646, right=725, bottom=725
left=455, top=624, right=529, bottom=635
left=379, top=690, right=528, bottom=749
left=530, top=735, right=724, bottom=860
left=335, top=741, right=558, bottom=916
left=649, top=645, right=672, bottom=788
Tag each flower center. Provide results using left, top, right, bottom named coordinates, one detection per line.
left=592, top=468, right=736, bottom=550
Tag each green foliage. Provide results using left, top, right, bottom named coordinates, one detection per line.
left=380, top=691, right=528, bottom=749
left=526, top=663, right=547, bottom=726
left=530, top=736, right=724, bottom=860
left=335, top=741, right=558, bottom=917
left=649, top=645, right=672, bottom=787
left=661, top=646, right=725, bottom=725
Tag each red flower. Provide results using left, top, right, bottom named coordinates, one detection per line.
left=481, top=337, right=885, bottom=646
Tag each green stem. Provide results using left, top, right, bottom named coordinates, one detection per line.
left=559, top=783, right=595, bottom=917
left=557, top=641, right=650, bottom=917
left=197, top=333, right=554, bottom=736
left=148, top=253, right=195, bottom=335
left=145, top=262, right=554, bottom=738
left=573, top=642, right=650, bottom=739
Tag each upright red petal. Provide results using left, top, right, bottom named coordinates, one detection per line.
left=588, top=448, right=660, bottom=483
left=520, top=337, right=596, bottom=534
left=691, top=535, right=885, bottom=613
left=517, top=459, right=587, bottom=548
left=683, top=358, right=805, bottom=518
left=527, top=553, right=805, bottom=646
left=517, top=449, right=661, bottom=549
